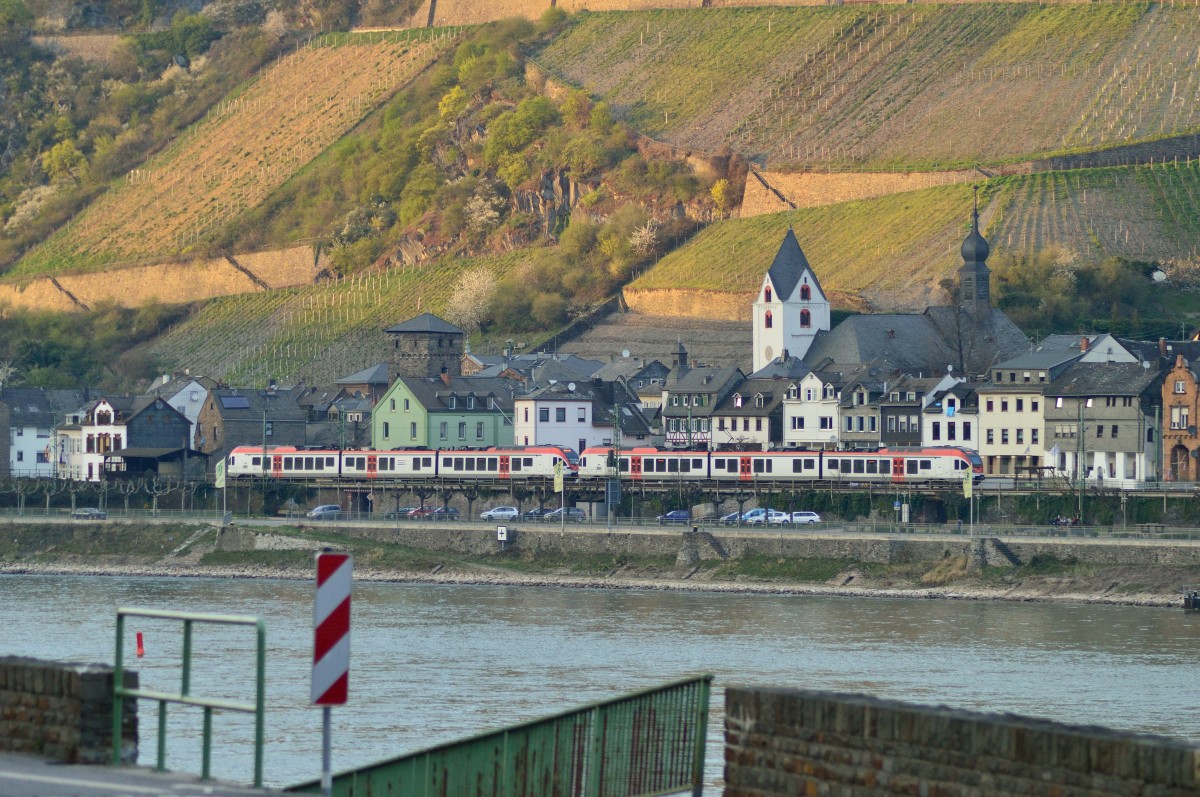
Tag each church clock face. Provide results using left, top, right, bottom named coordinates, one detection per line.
left=764, top=346, right=774, bottom=363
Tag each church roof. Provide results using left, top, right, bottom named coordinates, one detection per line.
left=384, top=313, right=463, bottom=335
left=766, top=228, right=822, bottom=301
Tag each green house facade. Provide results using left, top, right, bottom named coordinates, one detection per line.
left=372, top=375, right=517, bottom=450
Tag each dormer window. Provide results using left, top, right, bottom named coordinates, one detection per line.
left=467, top=396, right=475, bottom=409
left=823, top=385, right=835, bottom=399
left=734, top=394, right=743, bottom=408
left=788, top=385, right=798, bottom=399
left=800, top=284, right=811, bottom=301
left=764, top=287, right=772, bottom=302
left=448, top=396, right=456, bottom=409
left=754, top=394, right=765, bottom=408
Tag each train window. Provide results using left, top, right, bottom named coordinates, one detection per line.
left=510, top=458, right=521, bottom=471
left=302, top=457, right=311, bottom=469
left=668, top=459, right=680, bottom=473
left=488, top=458, right=498, bottom=470
left=920, top=460, right=932, bottom=470
left=326, top=457, right=335, bottom=467
left=866, top=460, right=878, bottom=474
left=853, top=459, right=865, bottom=473
left=251, top=456, right=261, bottom=467
left=423, top=457, right=433, bottom=468
left=283, top=458, right=293, bottom=471
left=692, top=458, right=703, bottom=469
left=955, top=460, right=965, bottom=470
left=523, top=458, right=533, bottom=467
left=465, top=458, right=475, bottom=471
left=619, top=457, right=629, bottom=471
left=412, top=458, right=422, bottom=471
left=454, top=457, right=464, bottom=470
left=827, top=459, right=839, bottom=471
left=357, top=457, right=367, bottom=470
left=803, top=458, right=815, bottom=469
left=906, top=460, right=919, bottom=475
left=792, top=459, right=804, bottom=473
left=442, top=458, right=451, bottom=468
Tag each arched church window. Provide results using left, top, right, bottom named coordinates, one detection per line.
left=765, top=287, right=772, bottom=302
left=800, top=284, right=811, bottom=301
left=765, top=311, right=773, bottom=329
left=800, top=309, right=811, bottom=328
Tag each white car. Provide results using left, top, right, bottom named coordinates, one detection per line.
left=480, top=506, right=519, bottom=521
left=790, top=511, right=822, bottom=524
left=744, top=509, right=790, bottom=526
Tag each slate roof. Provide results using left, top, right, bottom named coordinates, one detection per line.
left=208, top=389, right=308, bottom=422
left=0, top=388, right=54, bottom=428
left=520, top=379, right=653, bottom=437
left=401, top=376, right=519, bottom=414
left=384, top=313, right=463, bottom=335
left=714, top=378, right=789, bottom=417
left=749, top=354, right=811, bottom=380
left=336, top=363, right=389, bottom=385
left=766, top=228, right=823, bottom=301
left=1045, top=362, right=1161, bottom=397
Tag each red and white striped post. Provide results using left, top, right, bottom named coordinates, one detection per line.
left=312, top=551, right=351, bottom=796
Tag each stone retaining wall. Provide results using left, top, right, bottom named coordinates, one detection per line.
left=219, top=524, right=1200, bottom=567
left=725, top=687, right=1200, bottom=796
left=0, top=657, right=137, bottom=764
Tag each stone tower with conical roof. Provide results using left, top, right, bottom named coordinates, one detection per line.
left=752, top=228, right=830, bottom=372
left=959, top=190, right=992, bottom=317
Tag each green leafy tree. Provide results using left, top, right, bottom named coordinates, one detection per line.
left=41, top=140, right=86, bottom=183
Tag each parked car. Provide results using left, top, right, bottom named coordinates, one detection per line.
left=71, top=507, right=107, bottom=520
left=383, top=506, right=418, bottom=519
left=544, top=507, right=586, bottom=523
left=718, top=511, right=742, bottom=526
left=522, top=507, right=550, bottom=521
left=409, top=506, right=460, bottom=520
left=480, top=506, right=519, bottom=521
left=790, top=511, right=822, bottom=524
left=744, top=508, right=790, bottom=526
left=657, top=510, right=692, bottom=525
left=306, top=504, right=343, bottom=520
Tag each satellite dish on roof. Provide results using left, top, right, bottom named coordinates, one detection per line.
left=947, top=364, right=954, bottom=372
left=568, top=382, right=576, bottom=392
left=622, top=349, right=630, bottom=358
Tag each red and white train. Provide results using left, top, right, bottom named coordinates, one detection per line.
left=226, top=444, right=982, bottom=486
left=577, top=446, right=983, bottom=485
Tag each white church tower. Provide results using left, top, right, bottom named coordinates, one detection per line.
left=752, top=228, right=830, bottom=372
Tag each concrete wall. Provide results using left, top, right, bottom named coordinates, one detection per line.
left=740, top=169, right=978, bottom=217
left=0, top=657, right=137, bottom=764
left=217, top=524, right=1200, bottom=568
left=725, top=687, right=1200, bottom=796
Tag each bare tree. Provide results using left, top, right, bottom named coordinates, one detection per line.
left=0, top=361, right=15, bottom=389
left=628, top=222, right=658, bottom=258
left=145, top=477, right=175, bottom=517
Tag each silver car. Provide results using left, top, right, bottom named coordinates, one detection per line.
left=480, top=506, right=519, bottom=521
left=306, top=504, right=343, bottom=520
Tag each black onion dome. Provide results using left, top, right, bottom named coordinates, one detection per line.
left=961, top=212, right=990, bottom=264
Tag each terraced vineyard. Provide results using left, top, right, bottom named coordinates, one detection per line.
left=535, top=4, right=1200, bottom=167
left=630, top=161, right=1200, bottom=310
left=152, top=255, right=523, bottom=386
left=12, top=29, right=454, bottom=278
left=988, top=160, right=1200, bottom=264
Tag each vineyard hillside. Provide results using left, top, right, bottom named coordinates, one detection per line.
left=150, top=254, right=527, bottom=387
left=10, top=30, right=453, bottom=278
left=535, top=4, right=1200, bottom=169
left=627, top=161, right=1200, bottom=314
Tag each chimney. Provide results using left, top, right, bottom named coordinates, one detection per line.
left=1160, top=337, right=1168, bottom=357
left=440, top=368, right=451, bottom=386
left=1080, top=336, right=1089, bottom=353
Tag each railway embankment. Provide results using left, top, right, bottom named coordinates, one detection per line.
left=0, top=520, right=1196, bottom=607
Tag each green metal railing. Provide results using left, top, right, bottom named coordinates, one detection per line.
left=112, top=608, right=266, bottom=787
left=288, top=674, right=713, bottom=797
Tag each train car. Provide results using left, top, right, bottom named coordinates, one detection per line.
left=580, top=446, right=982, bottom=486
left=227, top=445, right=578, bottom=482
left=435, top=446, right=578, bottom=480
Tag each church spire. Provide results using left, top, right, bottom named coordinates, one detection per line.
left=959, top=186, right=991, bottom=315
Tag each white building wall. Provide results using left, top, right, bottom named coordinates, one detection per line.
left=513, top=398, right=607, bottom=452
left=978, top=391, right=1045, bottom=475
left=9, top=425, right=54, bottom=477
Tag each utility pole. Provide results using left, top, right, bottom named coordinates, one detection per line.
left=1077, top=398, right=1085, bottom=520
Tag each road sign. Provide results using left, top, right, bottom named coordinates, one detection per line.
left=554, top=461, right=564, bottom=493
left=497, top=525, right=508, bottom=541
left=606, top=479, right=621, bottom=505
left=312, top=552, right=352, bottom=706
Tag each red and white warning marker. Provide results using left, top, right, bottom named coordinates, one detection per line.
left=312, top=552, right=352, bottom=705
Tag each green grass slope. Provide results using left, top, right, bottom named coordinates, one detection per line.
left=151, top=253, right=527, bottom=386
left=630, top=161, right=1200, bottom=310
left=535, top=4, right=1200, bottom=168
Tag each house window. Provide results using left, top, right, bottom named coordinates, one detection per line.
left=932, top=422, right=940, bottom=441
left=1096, top=425, right=1104, bottom=438
left=578, top=408, right=586, bottom=422
left=718, top=419, right=726, bottom=430
left=963, top=421, right=971, bottom=439
left=791, top=417, right=803, bottom=430
left=1016, top=429, right=1024, bottom=444
left=764, top=310, right=773, bottom=329
left=734, top=395, right=743, bottom=408
left=1001, top=400, right=1008, bottom=412
left=477, top=422, right=485, bottom=440
left=1032, top=400, right=1039, bottom=412
left=265, top=422, right=273, bottom=436
left=986, top=429, right=994, bottom=444
left=800, top=309, right=811, bottom=328
left=1016, top=398, right=1024, bottom=412
left=410, top=422, right=417, bottom=439
left=383, top=422, right=390, bottom=438
left=947, top=422, right=956, bottom=441
left=869, top=417, right=877, bottom=432
left=467, top=396, right=475, bottom=409
left=539, top=408, right=549, bottom=423
left=404, top=399, right=410, bottom=411
left=390, top=399, right=395, bottom=411
left=1031, top=429, right=1039, bottom=444
left=556, top=407, right=566, bottom=422
left=16, top=451, right=23, bottom=462
left=800, top=284, right=811, bottom=301
left=439, top=422, right=448, bottom=440
left=1111, top=425, right=1119, bottom=438
left=448, top=397, right=456, bottom=409
left=458, top=422, right=466, bottom=439
left=846, top=416, right=854, bottom=432
left=1001, top=429, right=1009, bottom=444
left=820, top=417, right=833, bottom=430
left=755, top=418, right=762, bottom=432
left=1176, top=380, right=1187, bottom=394
left=986, top=399, right=994, bottom=412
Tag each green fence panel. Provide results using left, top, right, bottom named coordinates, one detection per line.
left=288, top=674, right=711, bottom=797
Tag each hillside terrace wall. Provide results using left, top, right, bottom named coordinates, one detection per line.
left=725, top=687, right=1200, bottom=797
left=0, top=657, right=138, bottom=764
left=0, top=245, right=318, bottom=312
left=217, top=525, right=1200, bottom=568
left=740, top=168, right=979, bottom=217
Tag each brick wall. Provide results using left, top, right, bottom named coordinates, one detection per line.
left=725, top=688, right=1200, bottom=796
left=0, top=657, right=137, bottom=764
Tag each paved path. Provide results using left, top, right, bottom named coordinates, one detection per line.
left=0, top=752, right=287, bottom=797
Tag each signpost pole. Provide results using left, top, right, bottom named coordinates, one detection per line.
left=312, top=551, right=352, bottom=797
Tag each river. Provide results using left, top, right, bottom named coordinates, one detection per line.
left=3, top=575, right=1199, bottom=791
